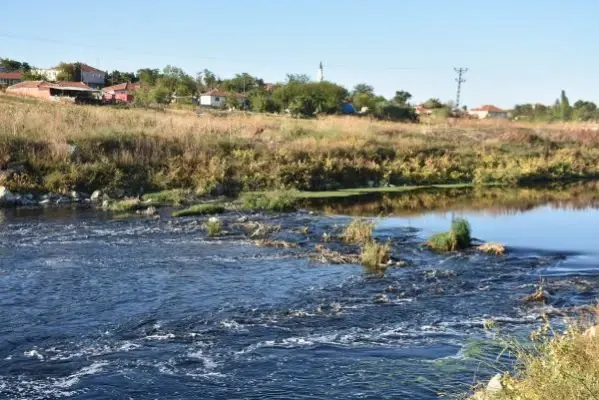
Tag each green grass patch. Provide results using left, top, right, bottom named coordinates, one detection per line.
left=142, top=189, right=187, bottom=206
left=240, top=190, right=298, bottom=212
left=427, top=218, right=472, bottom=252
left=204, top=217, right=223, bottom=237
left=172, top=203, right=226, bottom=217
left=104, top=199, right=144, bottom=212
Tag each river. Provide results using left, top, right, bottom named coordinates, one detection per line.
left=1, top=184, right=598, bottom=399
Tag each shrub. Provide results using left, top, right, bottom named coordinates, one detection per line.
left=172, top=203, right=225, bottom=217
left=342, top=218, right=375, bottom=245
left=104, top=198, right=143, bottom=212
left=360, top=240, right=391, bottom=269
left=427, top=218, right=471, bottom=252
left=240, top=190, right=298, bottom=212
left=204, top=217, right=222, bottom=237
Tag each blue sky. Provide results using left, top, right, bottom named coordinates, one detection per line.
left=1, top=0, right=596, bottom=108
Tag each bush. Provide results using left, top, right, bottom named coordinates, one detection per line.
left=104, top=198, right=144, bottom=212
left=360, top=240, right=391, bottom=269
left=240, top=190, right=298, bottom=212
left=172, top=203, right=226, bottom=217
left=427, top=218, right=471, bottom=252
left=204, top=216, right=222, bottom=237
left=342, top=218, right=375, bottom=245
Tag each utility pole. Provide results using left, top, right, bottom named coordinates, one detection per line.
left=454, top=67, right=468, bottom=110
left=318, top=62, right=324, bottom=82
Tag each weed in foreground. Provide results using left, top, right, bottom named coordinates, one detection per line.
left=143, top=189, right=187, bottom=206
left=172, top=203, right=226, bottom=217
left=470, top=310, right=599, bottom=399
left=342, top=218, right=375, bottom=245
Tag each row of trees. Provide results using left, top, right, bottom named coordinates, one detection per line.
left=511, top=90, right=599, bottom=122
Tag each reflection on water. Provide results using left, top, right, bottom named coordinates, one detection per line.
left=306, top=181, right=599, bottom=217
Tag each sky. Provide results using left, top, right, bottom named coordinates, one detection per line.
left=1, top=0, right=597, bottom=108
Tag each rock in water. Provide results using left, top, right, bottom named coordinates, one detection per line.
left=486, top=374, right=503, bottom=394
left=70, top=191, right=80, bottom=200
left=373, top=293, right=389, bottom=304
left=91, top=190, right=103, bottom=203
left=0, top=186, right=16, bottom=206
left=141, top=206, right=158, bottom=216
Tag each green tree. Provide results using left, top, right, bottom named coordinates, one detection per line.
left=202, top=69, right=218, bottom=89
left=285, top=74, right=311, bottom=84
left=221, top=73, right=263, bottom=94
left=22, top=70, right=46, bottom=81
left=249, top=91, right=278, bottom=113
left=352, top=83, right=374, bottom=97
left=392, top=90, right=412, bottom=105
left=422, top=98, right=444, bottom=109
left=559, top=90, right=572, bottom=120
left=0, top=58, right=30, bottom=72
left=56, top=62, right=82, bottom=81
left=106, top=70, right=137, bottom=86
left=136, top=68, right=161, bottom=86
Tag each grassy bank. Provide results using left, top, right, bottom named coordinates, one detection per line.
left=2, top=93, right=599, bottom=195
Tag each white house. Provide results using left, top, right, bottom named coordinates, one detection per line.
left=199, top=89, right=247, bottom=108
left=33, top=63, right=106, bottom=89
left=469, top=105, right=509, bottom=119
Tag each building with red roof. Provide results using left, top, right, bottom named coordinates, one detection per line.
left=0, top=72, right=23, bottom=87
left=102, top=82, right=140, bottom=103
left=6, top=80, right=97, bottom=101
left=469, top=105, right=509, bottom=119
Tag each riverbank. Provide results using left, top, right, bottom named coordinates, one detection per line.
left=2, top=94, right=599, bottom=196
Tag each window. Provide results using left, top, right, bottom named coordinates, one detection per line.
left=214, top=97, right=220, bottom=101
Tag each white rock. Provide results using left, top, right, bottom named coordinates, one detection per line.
left=70, top=191, right=80, bottom=200
left=373, top=293, right=389, bottom=304
left=90, top=190, right=102, bottom=202
left=0, top=186, right=16, bottom=206
left=39, top=199, right=52, bottom=206
left=486, top=374, right=503, bottom=394
left=141, top=206, right=157, bottom=216
left=236, top=216, right=249, bottom=223
left=56, top=197, right=71, bottom=205
left=101, top=200, right=110, bottom=209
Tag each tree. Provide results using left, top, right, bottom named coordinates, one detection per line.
left=422, top=98, right=444, bottom=109
left=559, top=90, right=572, bottom=121
left=392, top=90, right=412, bottom=105
left=56, top=62, right=82, bottom=81
left=22, top=70, right=46, bottom=81
left=0, top=58, right=30, bottom=72
left=249, top=90, right=278, bottom=113
left=285, top=74, right=311, bottom=84
left=221, top=73, right=263, bottom=94
left=106, top=70, right=137, bottom=86
left=202, top=69, right=218, bottom=89
left=136, top=68, right=161, bottom=86
left=352, top=83, right=374, bottom=97
left=572, top=100, right=598, bottom=121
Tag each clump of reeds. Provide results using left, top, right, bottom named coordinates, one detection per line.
left=204, top=216, right=222, bottom=237
left=342, top=218, right=375, bottom=245
left=427, top=218, right=471, bottom=252
left=359, top=240, right=391, bottom=270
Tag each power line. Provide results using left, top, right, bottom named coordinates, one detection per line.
left=454, top=67, right=468, bottom=109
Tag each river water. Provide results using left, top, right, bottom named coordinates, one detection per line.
left=1, top=185, right=598, bottom=399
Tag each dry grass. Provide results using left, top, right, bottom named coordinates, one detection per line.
left=2, top=93, right=599, bottom=194
left=472, top=310, right=599, bottom=399
left=342, top=218, right=376, bottom=245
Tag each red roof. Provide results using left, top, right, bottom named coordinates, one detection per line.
left=103, top=82, right=140, bottom=93
left=471, top=105, right=505, bottom=112
left=0, top=72, right=23, bottom=80
left=7, top=80, right=94, bottom=91
left=80, top=64, right=104, bottom=74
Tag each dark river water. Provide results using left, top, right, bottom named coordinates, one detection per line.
left=1, top=185, right=599, bottom=399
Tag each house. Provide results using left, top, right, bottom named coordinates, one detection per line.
left=414, top=104, right=433, bottom=115
left=0, top=72, right=23, bottom=87
left=199, top=89, right=247, bottom=108
left=6, top=80, right=97, bottom=102
left=102, top=82, right=140, bottom=103
left=469, top=105, right=509, bottom=119
left=33, top=63, right=106, bottom=89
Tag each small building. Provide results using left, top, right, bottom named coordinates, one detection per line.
left=32, top=63, right=106, bottom=89
left=414, top=104, right=433, bottom=115
left=6, top=80, right=97, bottom=102
left=199, top=89, right=247, bottom=108
left=102, top=82, right=140, bottom=103
left=469, top=105, right=509, bottom=119
left=0, top=72, right=23, bottom=87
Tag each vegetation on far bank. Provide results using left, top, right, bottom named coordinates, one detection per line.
left=2, top=94, right=599, bottom=197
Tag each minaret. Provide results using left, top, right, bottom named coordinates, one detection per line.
left=317, top=62, right=324, bottom=82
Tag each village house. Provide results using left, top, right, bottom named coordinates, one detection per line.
left=0, top=72, right=23, bottom=87
left=102, top=82, right=140, bottom=103
left=33, top=63, right=106, bottom=89
left=6, top=80, right=97, bottom=102
left=199, top=89, right=247, bottom=108
left=414, top=104, right=433, bottom=115
left=469, top=105, right=509, bottom=119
